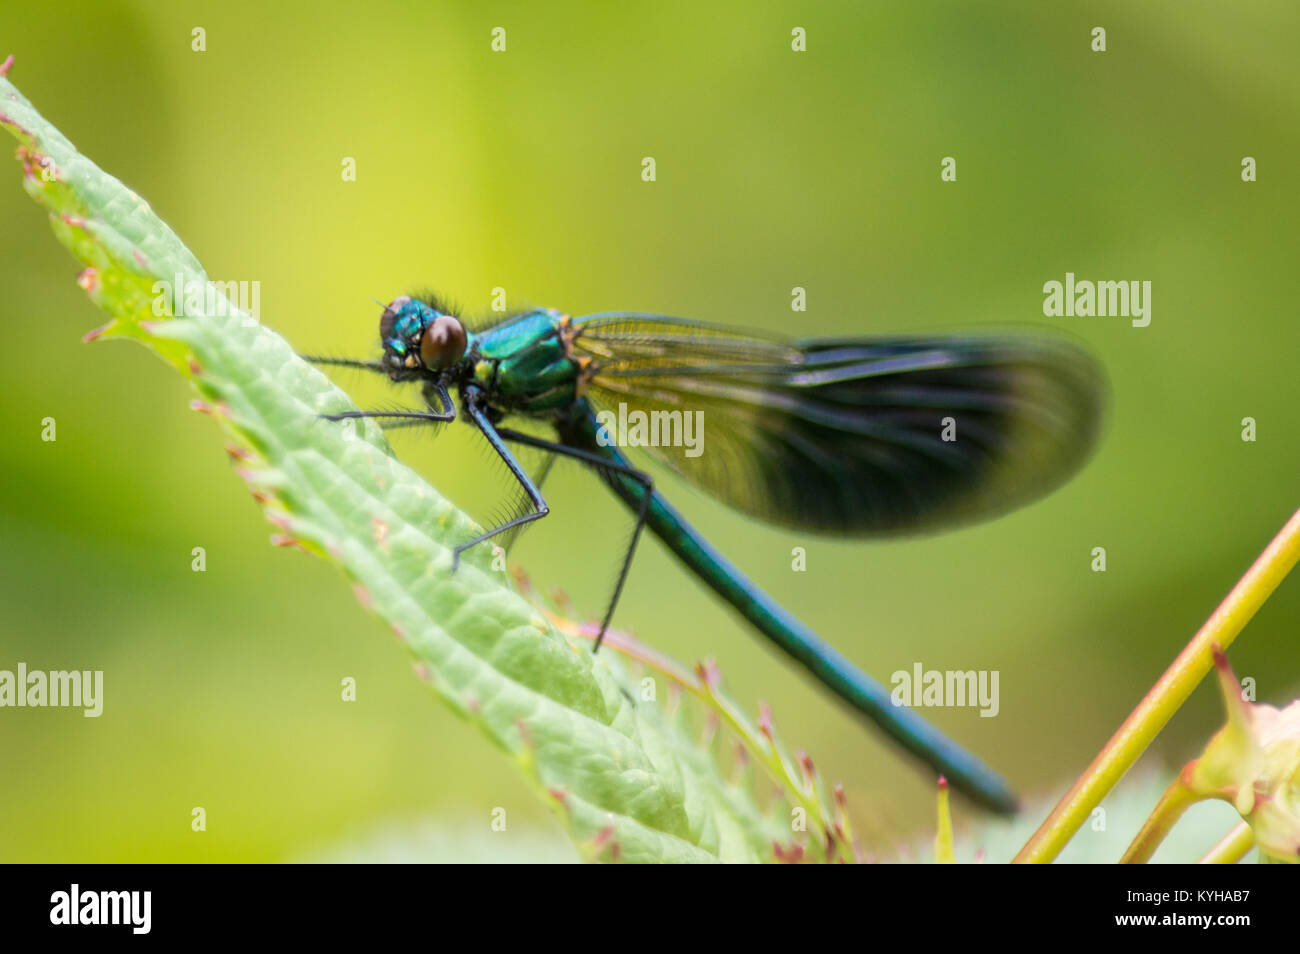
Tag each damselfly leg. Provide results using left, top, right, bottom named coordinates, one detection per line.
left=488, top=425, right=653, bottom=650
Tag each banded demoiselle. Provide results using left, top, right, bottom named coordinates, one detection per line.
left=306, top=295, right=1105, bottom=813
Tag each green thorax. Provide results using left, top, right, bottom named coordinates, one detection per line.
left=468, top=309, right=584, bottom=416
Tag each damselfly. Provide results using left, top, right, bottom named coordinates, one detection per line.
left=306, top=295, right=1105, bottom=813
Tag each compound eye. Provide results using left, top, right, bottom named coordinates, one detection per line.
left=419, top=315, right=467, bottom=370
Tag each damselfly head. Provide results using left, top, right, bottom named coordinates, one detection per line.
left=378, top=296, right=467, bottom=381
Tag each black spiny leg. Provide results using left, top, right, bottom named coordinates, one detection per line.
left=453, top=388, right=553, bottom=570
left=493, top=427, right=654, bottom=651
left=499, top=452, right=556, bottom=555
left=301, top=354, right=457, bottom=428
left=321, top=380, right=456, bottom=426
left=300, top=355, right=386, bottom=373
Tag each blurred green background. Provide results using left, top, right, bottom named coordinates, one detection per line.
left=2, top=1, right=1298, bottom=862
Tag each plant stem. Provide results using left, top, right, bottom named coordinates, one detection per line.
left=1119, top=774, right=1197, bottom=863
left=1197, top=821, right=1254, bottom=864
left=935, top=778, right=956, bottom=863
left=1013, top=505, right=1300, bottom=864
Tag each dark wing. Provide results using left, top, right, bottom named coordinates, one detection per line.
left=571, top=313, right=1105, bottom=537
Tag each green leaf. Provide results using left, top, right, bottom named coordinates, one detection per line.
left=0, top=68, right=826, bottom=863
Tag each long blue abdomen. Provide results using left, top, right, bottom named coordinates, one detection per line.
left=559, top=402, right=1018, bottom=814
